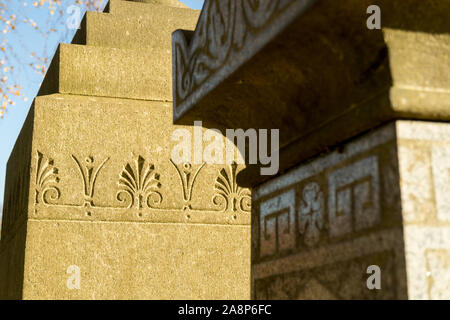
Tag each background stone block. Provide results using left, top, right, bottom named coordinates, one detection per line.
left=252, top=120, right=450, bottom=300
left=172, top=0, right=450, bottom=187
left=40, top=43, right=172, bottom=101
left=77, top=4, right=199, bottom=50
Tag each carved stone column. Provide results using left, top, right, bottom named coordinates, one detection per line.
left=0, top=0, right=250, bottom=299
left=252, top=120, right=450, bottom=299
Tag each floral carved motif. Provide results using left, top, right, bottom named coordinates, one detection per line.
left=214, top=162, right=251, bottom=213
left=35, top=151, right=60, bottom=205
left=72, top=155, right=109, bottom=207
left=33, top=152, right=251, bottom=217
left=117, top=156, right=162, bottom=210
left=298, top=182, right=324, bottom=247
left=170, top=160, right=205, bottom=210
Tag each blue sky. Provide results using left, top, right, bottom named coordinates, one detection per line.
left=0, top=0, right=204, bottom=219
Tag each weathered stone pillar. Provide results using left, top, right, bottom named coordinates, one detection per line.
left=172, top=0, right=450, bottom=299
left=0, top=0, right=250, bottom=299
left=252, top=121, right=450, bottom=299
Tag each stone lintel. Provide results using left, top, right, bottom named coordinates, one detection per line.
left=172, top=0, right=450, bottom=187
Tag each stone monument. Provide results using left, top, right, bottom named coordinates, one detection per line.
left=0, top=0, right=251, bottom=300
left=173, top=0, right=450, bottom=299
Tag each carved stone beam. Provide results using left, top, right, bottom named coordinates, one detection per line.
left=172, top=0, right=450, bottom=187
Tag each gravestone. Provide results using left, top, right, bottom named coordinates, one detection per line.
left=172, top=0, right=450, bottom=299
left=0, top=0, right=251, bottom=299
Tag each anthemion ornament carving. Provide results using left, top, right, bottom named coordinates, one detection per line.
left=35, top=151, right=61, bottom=205
left=33, top=151, right=251, bottom=220
left=117, top=155, right=162, bottom=210
left=214, top=162, right=251, bottom=213
left=72, top=155, right=109, bottom=207
left=172, top=0, right=315, bottom=119
left=170, top=159, right=205, bottom=210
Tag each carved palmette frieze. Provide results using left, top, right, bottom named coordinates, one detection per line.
left=170, top=160, right=205, bottom=210
left=117, top=155, right=162, bottom=210
left=72, top=155, right=109, bottom=207
left=213, top=162, right=251, bottom=213
left=35, top=151, right=61, bottom=205
left=32, top=151, right=251, bottom=224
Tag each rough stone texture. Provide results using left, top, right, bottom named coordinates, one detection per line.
left=40, top=43, right=172, bottom=101
left=172, top=0, right=450, bottom=187
left=0, top=0, right=250, bottom=300
left=0, top=221, right=27, bottom=299
left=77, top=6, right=199, bottom=50
left=40, top=2, right=199, bottom=102
left=252, top=120, right=450, bottom=300
left=22, top=221, right=248, bottom=300
left=125, top=0, right=188, bottom=8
